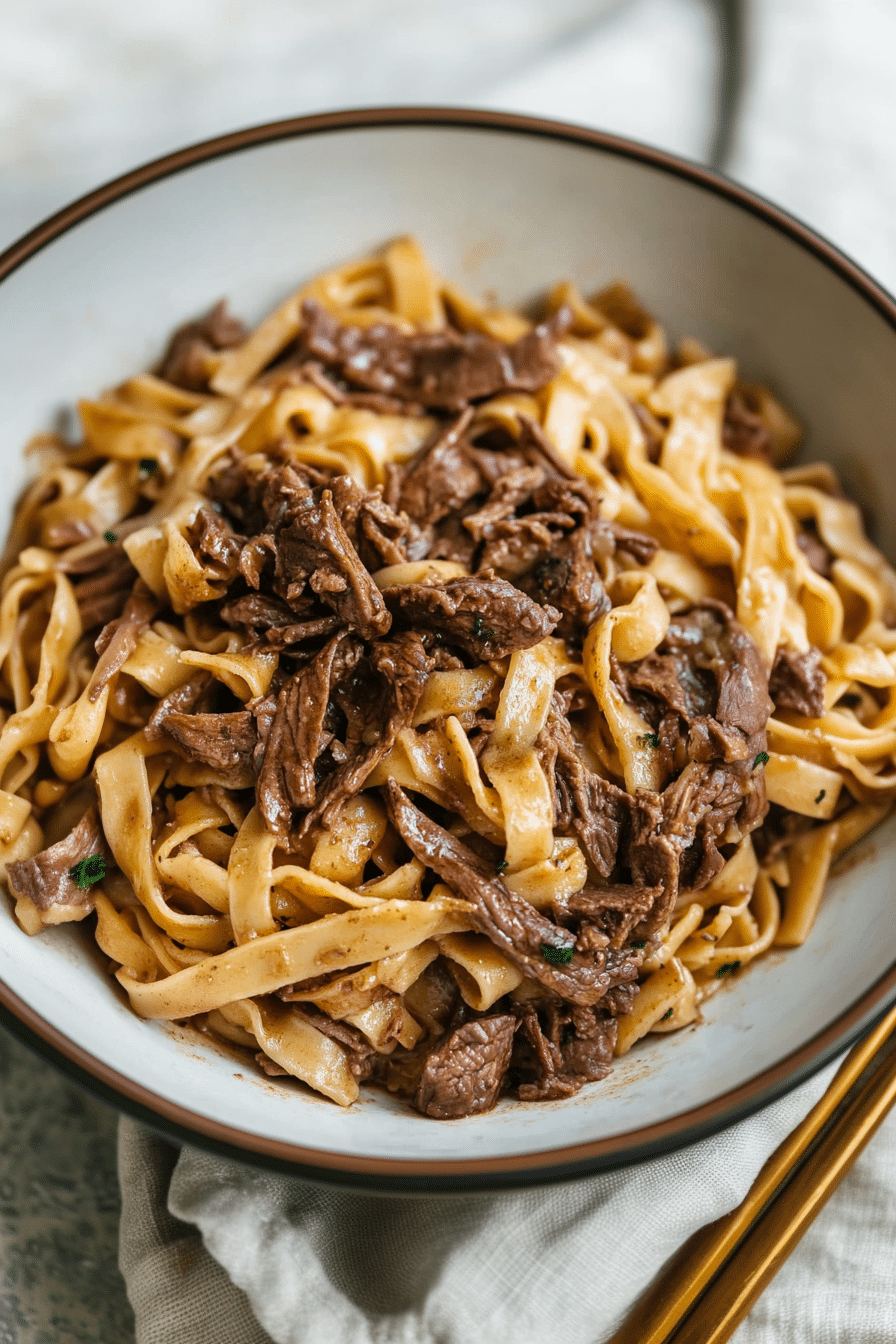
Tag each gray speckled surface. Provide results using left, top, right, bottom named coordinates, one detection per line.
left=0, top=1024, right=134, bottom=1344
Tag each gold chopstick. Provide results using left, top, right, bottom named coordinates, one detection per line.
left=610, top=999, right=896, bottom=1344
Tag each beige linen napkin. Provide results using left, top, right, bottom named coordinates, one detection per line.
left=118, top=1060, right=838, bottom=1344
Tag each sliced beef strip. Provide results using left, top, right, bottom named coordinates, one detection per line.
left=415, top=1015, right=517, bottom=1119
left=769, top=646, right=826, bottom=718
left=219, top=593, right=297, bottom=631
left=286, top=1003, right=376, bottom=1081
left=145, top=672, right=211, bottom=740
left=382, top=573, right=559, bottom=660
left=610, top=521, right=660, bottom=566
left=7, top=805, right=113, bottom=922
left=89, top=584, right=158, bottom=702
left=522, top=525, right=612, bottom=637
left=255, top=631, right=364, bottom=837
left=394, top=410, right=482, bottom=528
left=161, top=711, right=257, bottom=773
left=297, top=632, right=435, bottom=839
left=796, top=524, right=835, bottom=580
left=327, top=474, right=429, bottom=569
left=61, top=546, right=138, bottom=630
left=616, top=601, right=773, bottom=765
left=722, top=391, right=772, bottom=462
left=271, top=482, right=391, bottom=639
left=158, top=300, right=248, bottom=392
left=188, top=506, right=243, bottom=585
left=461, top=466, right=547, bottom=542
left=513, top=1003, right=617, bottom=1101
left=300, top=299, right=572, bottom=411
left=385, top=781, right=642, bottom=1007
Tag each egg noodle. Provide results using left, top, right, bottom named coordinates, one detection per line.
left=1, top=237, right=895, bottom=1113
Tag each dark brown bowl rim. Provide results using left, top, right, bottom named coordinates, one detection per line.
left=2, top=105, right=896, bottom=1193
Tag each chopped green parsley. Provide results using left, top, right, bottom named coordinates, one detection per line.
left=752, top=751, right=769, bottom=770
left=471, top=615, right=496, bottom=642
left=103, top=530, right=117, bottom=544
left=68, top=854, right=107, bottom=891
left=138, top=458, right=157, bottom=479
left=541, top=943, right=574, bottom=966
left=659, top=1008, right=674, bottom=1022
left=639, top=732, right=660, bottom=749
left=715, top=960, right=742, bottom=979
left=814, top=789, right=826, bottom=804
left=630, top=940, right=647, bottom=950
left=496, top=859, right=509, bottom=873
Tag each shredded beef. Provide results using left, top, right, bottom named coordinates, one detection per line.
left=395, top=410, right=480, bottom=526
left=255, top=631, right=364, bottom=837
left=286, top=1003, right=376, bottom=1081
left=385, top=781, right=642, bottom=1007
left=89, top=584, right=158, bottom=702
left=382, top=573, right=559, bottom=660
left=513, top=1003, right=617, bottom=1101
left=162, top=711, right=257, bottom=774
left=722, top=391, right=772, bottom=462
left=270, top=477, right=391, bottom=639
left=415, top=1015, right=517, bottom=1118
left=7, top=806, right=113, bottom=923
left=796, top=525, right=835, bottom=579
left=62, top=545, right=138, bottom=630
left=769, top=646, right=826, bottom=718
left=300, top=300, right=573, bottom=411
left=158, top=300, right=247, bottom=392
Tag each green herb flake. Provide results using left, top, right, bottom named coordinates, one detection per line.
left=715, top=960, right=742, bottom=979
left=639, top=732, right=660, bottom=749
left=103, top=530, right=118, bottom=544
left=814, top=789, right=826, bottom=804
left=138, top=458, right=157, bottom=478
left=752, top=751, right=769, bottom=770
left=471, top=615, right=496, bottom=643
left=660, top=1008, right=674, bottom=1022
left=630, top=940, right=647, bottom=950
left=496, top=859, right=509, bottom=873
left=68, top=854, right=107, bottom=891
left=541, top=943, right=574, bottom=966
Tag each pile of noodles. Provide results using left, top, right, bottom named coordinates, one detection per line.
left=1, top=236, right=894, bottom=1110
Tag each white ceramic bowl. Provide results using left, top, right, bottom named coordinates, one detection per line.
left=1, top=109, right=895, bottom=1191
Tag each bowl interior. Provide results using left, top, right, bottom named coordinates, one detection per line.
left=1, top=117, right=895, bottom=1182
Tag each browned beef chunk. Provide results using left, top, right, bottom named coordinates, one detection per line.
left=145, top=673, right=210, bottom=739
left=537, top=701, right=632, bottom=878
left=385, top=782, right=641, bottom=1007
left=61, top=545, right=138, bottom=630
left=562, top=884, right=661, bottom=948
left=382, top=573, right=559, bottom=660
left=300, top=361, right=427, bottom=417
left=796, top=524, right=835, bottom=580
left=522, top=527, right=612, bottom=637
left=610, top=521, right=660, bottom=566
left=161, top=711, right=257, bottom=774
left=299, top=632, right=434, bottom=838
left=769, top=646, right=826, bottom=718
left=90, top=584, right=158, bottom=702
left=7, top=806, right=113, bottom=923
left=415, top=1015, right=516, bottom=1118
left=513, top=1003, right=617, bottom=1101
left=255, top=631, right=364, bottom=837
left=269, top=475, right=391, bottom=639
left=394, top=410, right=481, bottom=527
left=188, top=506, right=243, bottom=585
left=158, top=300, right=247, bottom=391
left=461, top=465, right=547, bottom=542
left=327, top=475, right=429, bottom=569
left=300, top=300, right=572, bottom=411
left=617, top=601, right=773, bottom=765
left=219, top=593, right=297, bottom=631
left=722, top=391, right=772, bottom=462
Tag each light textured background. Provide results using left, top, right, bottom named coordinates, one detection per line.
left=2, top=0, right=896, bottom=1339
